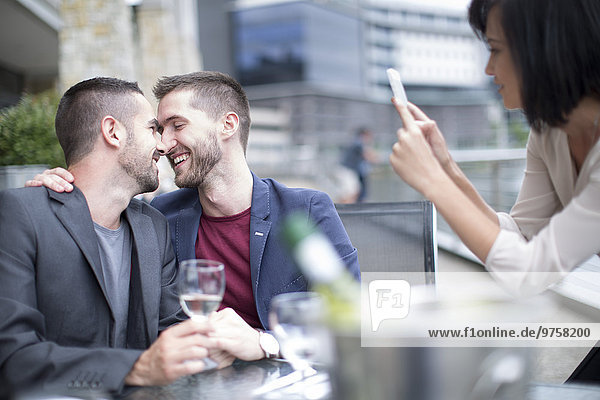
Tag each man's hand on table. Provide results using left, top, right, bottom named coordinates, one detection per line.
left=207, top=308, right=266, bottom=362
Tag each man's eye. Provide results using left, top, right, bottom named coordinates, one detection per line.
left=174, top=124, right=184, bottom=130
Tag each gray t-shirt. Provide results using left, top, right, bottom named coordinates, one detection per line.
left=94, top=219, right=132, bottom=348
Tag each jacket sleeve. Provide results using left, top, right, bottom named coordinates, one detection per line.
left=307, top=191, right=361, bottom=280
left=0, top=191, right=142, bottom=398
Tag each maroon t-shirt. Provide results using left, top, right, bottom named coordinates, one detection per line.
left=195, top=207, right=262, bottom=328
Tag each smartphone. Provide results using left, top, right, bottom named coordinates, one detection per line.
left=386, top=68, right=408, bottom=106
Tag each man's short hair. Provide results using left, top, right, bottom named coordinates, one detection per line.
left=153, top=71, right=251, bottom=154
left=468, top=0, right=600, bottom=131
left=55, top=77, right=144, bottom=166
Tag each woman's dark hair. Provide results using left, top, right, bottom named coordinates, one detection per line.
left=468, top=0, right=600, bottom=131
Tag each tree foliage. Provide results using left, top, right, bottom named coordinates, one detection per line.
left=0, top=90, right=65, bottom=167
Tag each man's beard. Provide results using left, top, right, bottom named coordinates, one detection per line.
left=172, top=131, right=222, bottom=188
left=119, top=139, right=160, bottom=194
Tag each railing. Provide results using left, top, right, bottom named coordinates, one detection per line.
left=356, top=148, right=526, bottom=262
left=249, top=146, right=527, bottom=261
left=436, top=149, right=526, bottom=261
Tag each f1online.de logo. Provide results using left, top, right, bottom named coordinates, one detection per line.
left=368, top=280, right=410, bottom=331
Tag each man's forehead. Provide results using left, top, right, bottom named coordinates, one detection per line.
left=158, top=97, right=211, bottom=122
left=157, top=91, right=188, bottom=117
left=159, top=88, right=195, bottom=106
left=134, top=94, right=156, bottom=119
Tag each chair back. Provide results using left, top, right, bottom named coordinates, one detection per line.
left=335, top=201, right=436, bottom=285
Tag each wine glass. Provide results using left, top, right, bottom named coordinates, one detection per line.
left=269, top=292, right=332, bottom=378
left=179, top=259, right=226, bottom=370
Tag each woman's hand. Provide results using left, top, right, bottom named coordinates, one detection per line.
left=406, top=102, right=453, bottom=170
left=390, top=99, right=500, bottom=263
left=389, top=98, right=448, bottom=196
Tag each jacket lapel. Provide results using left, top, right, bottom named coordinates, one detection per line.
left=176, top=200, right=202, bottom=262
left=49, top=188, right=114, bottom=315
left=249, top=173, right=272, bottom=298
left=125, top=202, right=159, bottom=343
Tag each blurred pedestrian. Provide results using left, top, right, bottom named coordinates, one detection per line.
left=342, top=127, right=379, bottom=202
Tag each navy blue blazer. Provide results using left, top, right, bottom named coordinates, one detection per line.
left=151, top=172, right=360, bottom=328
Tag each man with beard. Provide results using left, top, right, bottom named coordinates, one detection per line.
left=0, top=77, right=224, bottom=399
left=148, top=71, right=360, bottom=360
left=26, top=72, right=360, bottom=362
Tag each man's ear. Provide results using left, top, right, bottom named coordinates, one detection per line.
left=222, top=112, right=239, bottom=139
left=100, top=115, right=125, bottom=148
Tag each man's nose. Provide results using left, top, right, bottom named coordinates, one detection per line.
left=154, top=133, right=169, bottom=156
left=156, top=141, right=167, bottom=156
left=159, top=130, right=177, bottom=155
left=484, top=55, right=494, bottom=76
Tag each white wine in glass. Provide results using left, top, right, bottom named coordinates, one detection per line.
left=179, top=259, right=225, bottom=320
left=178, top=259, right=226, bottom=370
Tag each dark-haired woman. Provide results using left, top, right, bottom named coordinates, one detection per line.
left=389, top=0, right=600, bottom=383
left=389, top=0, right=600, bottom=294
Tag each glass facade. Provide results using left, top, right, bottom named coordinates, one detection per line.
left=233, top=2, right=361, bottom=91
left=233, top=3, right=305, bottom=85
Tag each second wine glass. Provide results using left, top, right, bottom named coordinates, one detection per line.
left=269, top=292, right=332, bottom=377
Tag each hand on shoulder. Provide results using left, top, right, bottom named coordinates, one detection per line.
left=24, top=167, right=74, bottom=193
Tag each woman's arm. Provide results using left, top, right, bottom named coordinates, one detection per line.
left=389, top=100, right=500, bottom=262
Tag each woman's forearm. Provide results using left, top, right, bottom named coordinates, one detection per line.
left=444, top=159, right=500, bottom=225
left=424, top=172, right=500, bottom=263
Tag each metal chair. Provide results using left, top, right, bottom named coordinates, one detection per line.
left=335, top=201, right=437, bottom=285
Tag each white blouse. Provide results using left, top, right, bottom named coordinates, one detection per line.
left=486, top=127, right=600, bottom=294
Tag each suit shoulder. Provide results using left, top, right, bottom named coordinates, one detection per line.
left=261, top=178, right=334, bottom=215
left=0, top=187, right=52, bottom=208
left=0, top=186, right=49, bottom=199
left=0, top=187, right=54, bottom=226
left=150, top=188, right=197, bottom=213
left=263, top=177, right=327, bottom=200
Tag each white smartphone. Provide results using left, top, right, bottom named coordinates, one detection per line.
left=386, top=68, right=408, bottom=106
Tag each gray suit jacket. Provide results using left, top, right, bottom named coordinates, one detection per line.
left=0, top=186, right=184, bottom=398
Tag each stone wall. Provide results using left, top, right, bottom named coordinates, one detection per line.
left=59, top=0, right=136, bottom=91
left=135, top=0, right=202, bottom=104
left=58, top=0, right=202, bottom=99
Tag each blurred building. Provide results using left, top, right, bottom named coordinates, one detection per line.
left=0, top=0, right=202, bottom=106
left=0, top=0, right=61, bottom=107
left=1, top=0, right=509, bottom=147
left=197, top=0, right=505, bottom=150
